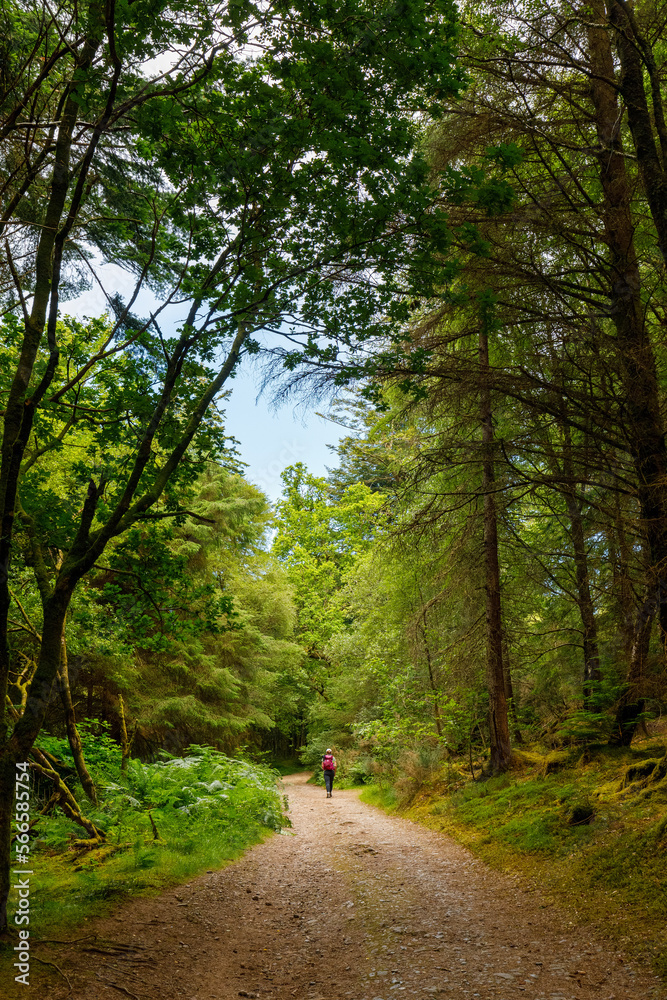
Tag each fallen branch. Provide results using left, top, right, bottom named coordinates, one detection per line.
left=29, top=749, right=105, bottom=842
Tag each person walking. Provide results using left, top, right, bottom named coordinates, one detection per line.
left=322, top=748, right=337, bottom=797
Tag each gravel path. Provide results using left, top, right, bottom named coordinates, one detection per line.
left=31, top=773, right=665, bottom=1000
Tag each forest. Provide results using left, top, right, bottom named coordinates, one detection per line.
left=1, top=0, right=667, bottom=992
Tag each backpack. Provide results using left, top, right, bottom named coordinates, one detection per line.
left=322, top=753, right=335, bottom=771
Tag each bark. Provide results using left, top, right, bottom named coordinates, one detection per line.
left=501, top=636, right=522, bottom=745
left=14, top=658, right=38, bottom=715
left=479, top=325, right=512, bottom=772
left=611, top=481, right=637, bottom=663
left=594, top=4, right=667, bottom=651
left=29, top=749, right=104, bottom=842
left=611, top=588, right=654, bottom=745
left=0, top=754, right=13, bottom=938
left=561, top=424, right=601, bottom=707
left=608, top=0, right=667, bottom=263
left=0, top=589, right=70, bottom=933
left=57, top=635, right=97, bottom=803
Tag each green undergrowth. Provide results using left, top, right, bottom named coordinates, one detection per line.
left=360, top=738, right=667, bottom=981
left=0, top=747, right=287, bottom=982
left=300, top=737, right=370, bottom=789
left=359, top=784, right=400, bottom=810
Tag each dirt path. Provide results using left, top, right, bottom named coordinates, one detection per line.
left=31, top=774, right=665, bottom=1000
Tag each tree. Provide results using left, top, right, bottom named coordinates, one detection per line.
left=88, top=466, right=300, bottom=754
left=363, top=0, right=667, bottom=746
left=448, top=0, right=667, bottom=736
left=0, top=0, right=464, bottom=931
left=271, top=0, right=667, bottom=782
left=273, top=463, right=382, bottom=701
left=478, top=307, right=512, bottom=771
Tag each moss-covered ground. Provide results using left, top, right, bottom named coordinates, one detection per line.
left=360, top=736, right=667, bottom=981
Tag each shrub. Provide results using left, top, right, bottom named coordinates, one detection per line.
left=97, top=745, right=287, bottom=836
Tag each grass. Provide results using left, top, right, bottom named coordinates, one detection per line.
left=360, top=737, right=667, bottom=982
left=358, top=784, right=399, bottom=811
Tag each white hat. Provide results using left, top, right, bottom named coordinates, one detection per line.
left=326, top=748, right=332, bottom=753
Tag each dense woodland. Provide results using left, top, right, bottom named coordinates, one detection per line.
left=1, top=0, right=667, bottom=951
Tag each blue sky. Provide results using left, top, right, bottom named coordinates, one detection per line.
left=219, top=364, right=342, bottom=501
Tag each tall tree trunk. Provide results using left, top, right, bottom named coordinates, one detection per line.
left=479, top=324, right=512, bottom=772
left=0, top=8, right=105, bottom=933
left=561, top=424, right=601, bottom=707
left=57, top=634, right=97, bottom=803
left=0, top=753, right=14, bottom=938
left=608, top=0, right=667, bottom=263
left=0, top=11, right=104, bottom=746
left=610, top=475, right=637, bottom=664
left=0, top=589, right=70, bottom=933
left=585, top=10, right=667, bottom=740
left=612, top=586, right=654, bottom=745
left=416, top=584, right=443, bottom=738
left=588, top=6, right=667, bottom=656
left=502, top=635, right=522, bottom=745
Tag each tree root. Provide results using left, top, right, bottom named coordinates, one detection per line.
left=33, top=956, right=73, bottom=995
left=95, top=975, right=140, bottom=1000
left=71, top=836, right=106, bottom=851
left=34, top=933, right=98, bottom=945
left=620, top=752, right=667, bottom=798
left=83, top=941, right=147, bottom=955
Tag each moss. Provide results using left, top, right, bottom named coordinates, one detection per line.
left=541, top=750, right=574, bottom=775
left=621, top=758, right=663, bottom=788
left=562, top=800, right=595, bottom=825
left=508, top=749, right=544, bottom=769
